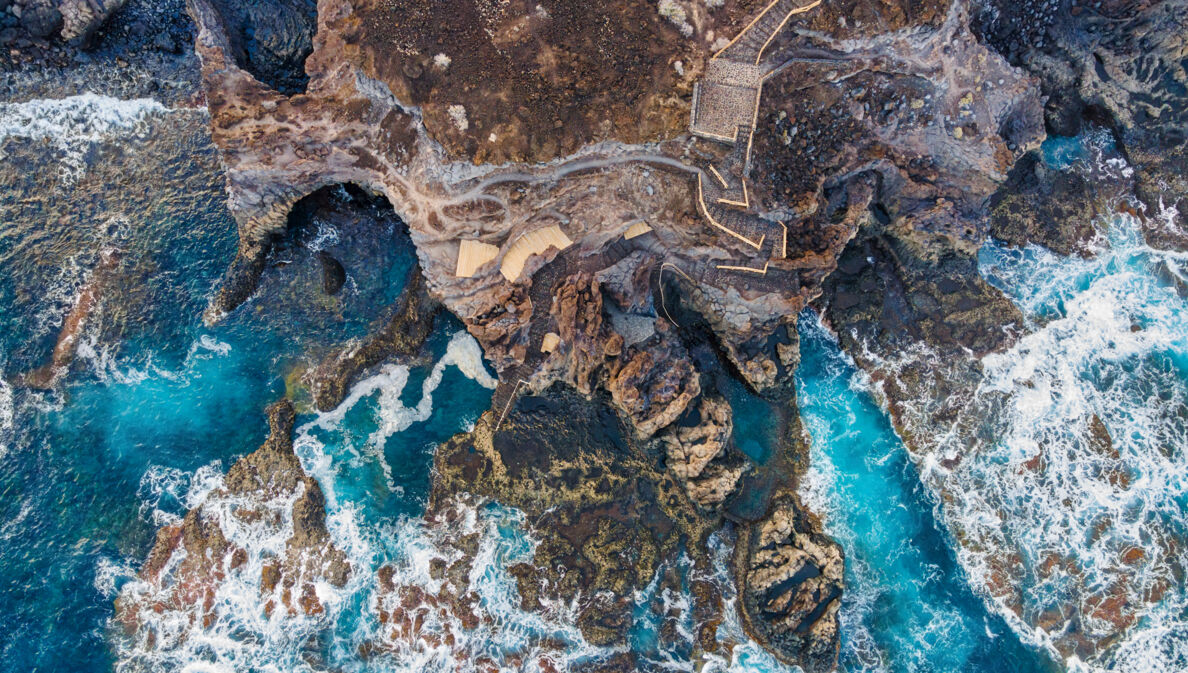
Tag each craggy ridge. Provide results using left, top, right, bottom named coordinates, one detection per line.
left=72, top=0, right=1188, bottom=669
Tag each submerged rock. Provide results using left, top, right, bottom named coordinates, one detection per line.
left=14, top=246, right=122, bottom=390
left=96, top=0, right=1188, bottom=668
left=305, top=263, right=441, bottom=411
left=316, top=250, right=345, bottom=295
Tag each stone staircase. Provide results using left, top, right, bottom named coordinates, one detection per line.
left=686, top=0, right=822, bottom=291
left=715, top=0, right=820, bottom=65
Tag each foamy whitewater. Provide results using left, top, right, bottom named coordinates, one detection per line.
left=108, top=331, right=606, bottom=673
left=0, top=94, right=171, bottom=184
left=299, top=330, right=498, bottom=497
left=832, top=134, right=1188, bottom=672
left=104, top=327, right=828, bottom=673
left=0, top=377, right=13, bottom=459
left=974, top=210, right=1188, bottom=671
left=4, top=95, right=1184, bottom=671
left=796, top=314, right=1047, bottom=673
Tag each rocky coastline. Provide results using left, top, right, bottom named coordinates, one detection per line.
left=6, top=0, right=1185, bottom=670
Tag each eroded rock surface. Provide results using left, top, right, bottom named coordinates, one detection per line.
left=102, top=0, right=1188, bottom=668
left=736, top=491, right=844, bottom=673
left=433, top=385, right=717, bottom=652
left=802, top=1, right=1188, bottom=665
left=115, top=401, right=350, bottom=648
left=176, top=0, right=1040, bottom=667
left=974, top=0, right=1188, bottom=249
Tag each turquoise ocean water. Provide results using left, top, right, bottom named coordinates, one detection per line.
left=0, top=106, right=1184, bottom=672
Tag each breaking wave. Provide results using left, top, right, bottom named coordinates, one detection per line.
left=115, top=467, right=601, bottom=673
left=851, top=203, right=1188, bottom=668
left=0, top=94, right=169, bottom=184
left=110, top=328, right=607, bottom=672
left=0, top=378, right=12, bottom=459
left=796, top=314, right=1043, bottom=673
left=136, top=461, right=226, bottom=528
left=109, top=325, right=807, bottom=672
left=971, top=211, right=1188, bottom=670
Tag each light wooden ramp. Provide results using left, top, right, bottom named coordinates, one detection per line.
left=500, top=225, right=573, bottom=282
left=624, top=221, right=653, bottom=240
left=455, top=239, right=499, bottom=278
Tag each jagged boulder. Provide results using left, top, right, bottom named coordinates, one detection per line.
left=115, top=400, right=350, bottom=640
left=660, top=395, right=745, bottom=508
left=606, top=322, right=700, bottom=439
left=736, top=492, right=844, bottom=673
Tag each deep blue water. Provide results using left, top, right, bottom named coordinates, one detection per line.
left=795, top=315, right=1054, bottom=673
left=0, top=167, right=489, bottom=670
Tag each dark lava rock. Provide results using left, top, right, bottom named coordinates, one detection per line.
left=432, top=384, right=721, bottom=651
left=974, top=0, right=1188, bottom=249
left=316, top=250, right=345, bottom=295
left=209, top=0, right=315, bottom=94
left=821, top=223, right=1023, bottom=361
left=989, top=151, right=1102, bottom=255
left=18, top=0, right=62, bottom=38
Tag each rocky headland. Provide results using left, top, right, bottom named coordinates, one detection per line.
left=10, top=0, right=1178, bottom=669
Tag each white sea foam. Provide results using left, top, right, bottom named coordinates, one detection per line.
left=698, top=533, right=798, bottom=673
left=0, top=378, right=13, bottom=459
left=137, top=461, right=226, bottom=527
left=847, top=206, right=1188, bottom=671
left=190, top=335, right=233, bottom=359
left=117, top=473, right=599, bottom=671
left=817, top=129, right=1188, bottom=670
left=369, top=329, right=497, bottom=445
left=94, top=557, right=137, bottom=599
left=30, top=254, right=91, bottom=346
left=306, top=217, right=341, bottom=252
left=117, top=463, right=322, bottom=672
left=297, top=330, right=497, bottom=498
left=114, top=328, right=600, bottom=672
left=0, top=94, right=168, bottom=184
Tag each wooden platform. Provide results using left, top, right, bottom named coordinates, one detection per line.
left=455, top=239, right=499, bottom=278
left=500, top=225, right=573, bottom=282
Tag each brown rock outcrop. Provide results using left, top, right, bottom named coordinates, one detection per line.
left=432, top=384, right=724, bottom=655
left=115, top=400, right=350, bottom=641
left=547, top=271, right=618, bottom=395
left=166, top=0, right=1135, bottom=668
left=606, top=322, right=701, bottom=439
left=735, top=491, right=844, bottom=673
left=660, top=394, right=746, bottom=508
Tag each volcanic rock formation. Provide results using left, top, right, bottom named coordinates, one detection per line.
left=115, top=401, right=351, bottom=648
left=103, top=0, right=1188, bottom=668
